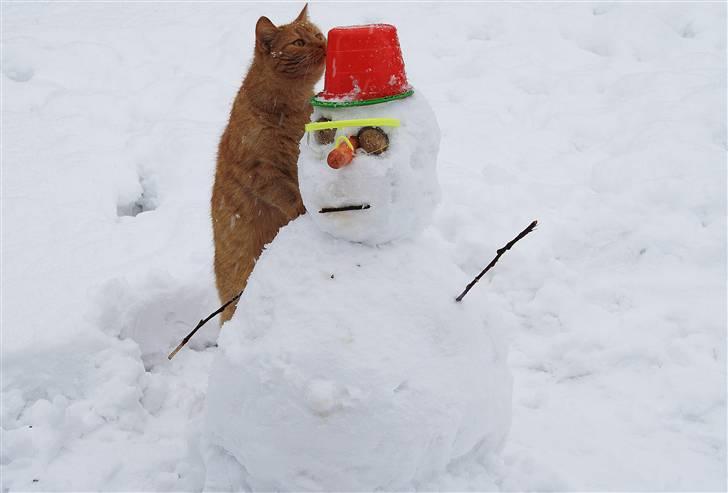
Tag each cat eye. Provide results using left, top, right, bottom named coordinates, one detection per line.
left=293, top=39, right=305, bottom=47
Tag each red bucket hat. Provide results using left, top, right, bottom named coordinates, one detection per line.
left=312, top=24, right=414, bottom=108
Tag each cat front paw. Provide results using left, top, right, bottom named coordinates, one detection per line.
left=295, top=199, right=306, bottom=216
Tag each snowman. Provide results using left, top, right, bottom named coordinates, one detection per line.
left=203, top=25, right=512, bottom=491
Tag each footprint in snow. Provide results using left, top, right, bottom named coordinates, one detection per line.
left=2, top=58, right=35, bottom=82
left=116, top=174, right=158, bottom=218
left=94, top=271, right=219, bottom=370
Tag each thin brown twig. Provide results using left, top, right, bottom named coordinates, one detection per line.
left=167, top=290, right=243, bottom=360
left=455, top=220, right=538, bottom=303
left=169, top=219, right=537, bottom=358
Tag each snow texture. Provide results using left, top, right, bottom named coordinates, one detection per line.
left=204, top=218, right=512, bottom=491
left=300, top=93, right=441, bottom=245
left=2, top=2, right=726, bottom=492
left=204, top=91, right=511, bottom=490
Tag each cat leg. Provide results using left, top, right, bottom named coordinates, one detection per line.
left=247, top=162, right=305, bottom=220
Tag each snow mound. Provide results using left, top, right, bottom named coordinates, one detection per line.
left=204, top=217, right=512, bottom=491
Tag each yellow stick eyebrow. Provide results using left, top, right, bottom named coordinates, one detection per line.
left=305, top=118, right=401, bottom=132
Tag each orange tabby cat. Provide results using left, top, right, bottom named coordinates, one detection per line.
left=212, top=5, right=326, bottom=323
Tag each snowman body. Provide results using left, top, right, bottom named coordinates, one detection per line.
left=203, top=93, right=513, bottom=491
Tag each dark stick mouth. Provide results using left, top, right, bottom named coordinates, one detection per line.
left=319, top=204, right=371, bottom=214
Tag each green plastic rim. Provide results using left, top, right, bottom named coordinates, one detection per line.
left=311, top=89, right=415, bottom=108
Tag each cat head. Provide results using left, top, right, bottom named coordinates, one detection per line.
left=255, top=5, right=326, bottom=83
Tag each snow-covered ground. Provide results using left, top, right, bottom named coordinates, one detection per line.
left=2, top=2, right=725, bottom=491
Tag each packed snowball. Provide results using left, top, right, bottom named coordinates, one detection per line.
left=204, top=218, right=513, bottom=491
left=298, top=93, right=441, bottom=245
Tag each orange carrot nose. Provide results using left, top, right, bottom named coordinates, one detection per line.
left=327, top=136, right=359, bottom=169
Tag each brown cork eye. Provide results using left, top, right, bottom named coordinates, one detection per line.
left=314, top=117, right=336, bottom=145
left=357, top=127, right=389, bottom=155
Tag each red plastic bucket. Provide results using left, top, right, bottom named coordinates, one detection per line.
left=314, top=24, right=412, bottom=106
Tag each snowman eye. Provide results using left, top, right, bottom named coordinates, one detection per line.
left=314, top=117, right=336, bottom=145
left=357, top=127, right=389, bottom=155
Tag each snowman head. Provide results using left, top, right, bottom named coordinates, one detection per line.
left=298, top=24, right=441, bottom=245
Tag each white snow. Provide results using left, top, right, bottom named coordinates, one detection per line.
left=204, top=218, right=512, bottom=491
left=2, top=2, right=726, bottom=492
left=300, top=93, right=441, bottom=244
left=205, top=89, right=510, bottom=489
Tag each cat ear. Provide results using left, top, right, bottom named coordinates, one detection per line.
left=294, top=4, right=309, bottom=23
left=256, top=16, right=278, bottom=52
